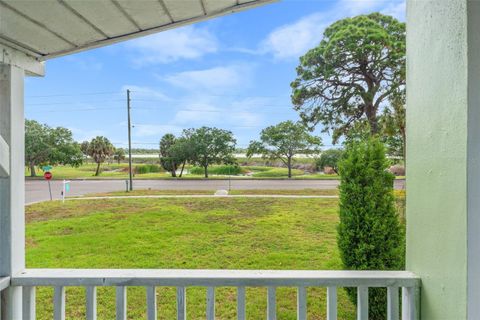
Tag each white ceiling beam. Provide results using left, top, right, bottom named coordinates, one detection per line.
left=0, top=44, right=44, bottom=77
left=158, top=0, right=174, bottom=22
left=0, top=135, right=9, bottom=178
left=111, top=0, right=142, bottom=31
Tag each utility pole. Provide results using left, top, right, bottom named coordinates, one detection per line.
left=127, top=89, right=133, bottom=191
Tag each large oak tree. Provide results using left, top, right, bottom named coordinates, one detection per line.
left=25, top=120, right=83, bottom=177
left=247, top=121, right=321, bottom=178
left=184, top=127, right=236, bottom=178
left=291, top=13, right=406, bottom=143
left=159, top=133, right=193, bottom=177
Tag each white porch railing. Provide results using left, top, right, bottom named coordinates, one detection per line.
left=9, top=269, right=420, bottom=320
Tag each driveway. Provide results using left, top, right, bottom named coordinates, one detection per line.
left=25, top=179, right=405, bottom=205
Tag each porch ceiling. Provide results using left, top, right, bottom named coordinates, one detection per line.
left=0, top=0, right=275, bottom=61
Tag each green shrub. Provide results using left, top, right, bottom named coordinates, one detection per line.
left=134, top=164, right=162, bottom=174
left=252, top=168, right=304, bottom=177
left=190, top=165, right=243, bottom=175
left=242, top=166, right=271, bottom=172
left=316, top=149, right=344, bottom=172
left=337, top=138, right=404, bottom=320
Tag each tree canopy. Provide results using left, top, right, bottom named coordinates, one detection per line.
left=113, top=148, right=126, bottom=164
left=159, top=133, right=190, bottom=177
left=25, top=120, right=83, bottom=177
left=291, top=13, right=406, bottom=143
left=381, top=93, right=406, bottom=159
left=247, top=121, right=321, bottom=178
left=184, top=127, right=236, bottom=178
left=317, top=148, right=344, bottom=174
left=85, top=136, right=114, bottom=176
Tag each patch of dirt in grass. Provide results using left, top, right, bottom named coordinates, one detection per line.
left=26, top=199, right=158, bottom=223
left=54, top=227, right=75, bottom=235
left=26, top=237, right=38, bottom=248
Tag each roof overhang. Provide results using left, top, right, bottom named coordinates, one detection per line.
left=0, top=0, right=276, bottom=73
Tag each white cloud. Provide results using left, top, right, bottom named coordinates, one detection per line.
left=126, top=25, right=218, bottom=65
left=161, top=64, right=253, bottom=93
left=171, top=101, right=221, bottom=126
left=63, top=56, right=103, bottom=71
left=260, top=12, right=328, bottom=60
left=381, top=0, right=406, bottom=20
left=133, top=124, right=183, bottom=137
left=69, top=127, right=106, bottom=142
left=170, top=97, right=266, bottom=128
left=121, top=85, right=171, bottom=101
left=260, top=0, right=405, bottom=60
left=339, top=0, right=387, bottom=15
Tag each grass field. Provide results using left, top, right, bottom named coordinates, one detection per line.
left=83, top=188, right=340, bottom=198
left=25, top=163, right=339, bottom=180
left=26, top=197, right=356, bottom=319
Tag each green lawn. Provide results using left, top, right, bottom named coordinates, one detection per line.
left=25, top=163, right=340, bottom=180
left=82, top=188, right=339, bottom=197
left=26, top=197, right=355, bottom=319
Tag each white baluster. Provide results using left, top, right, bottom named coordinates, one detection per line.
left=327, top=286, right=337, bottom=320
left=176, top=287, right=186, bottom=320
left=116, top=286, right=127, bottom=320
left=54, top=286, right=65, bottom=320
left=388, top=287, right=399, bottom=320
left=357, top=286, right=368, bottom=320
left=402, top=287, right=417, bottom=320
left=207, top=287, right=215, bottom=320
left=146, top=286, right=156, bottom=320
left=237, top=286, right=246, bottom=320
left=86, top=286, right=97, bottom=320
left=267, top=287, right=276, bottom=320
left=23, top=286, right=36, bottom=320
left=297, top=286, right=307, bottom=320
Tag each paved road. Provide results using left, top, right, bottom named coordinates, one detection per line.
left=26, top=179, right=405, bottom=205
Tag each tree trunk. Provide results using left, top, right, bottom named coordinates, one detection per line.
left=204, top=165, right=209, bottom=178
left=365, top=102, right=379, bottom=135
left=171, top=161, right=177, bottom=177
left=401, top=126, right=406, bottom=173
left=95, top=162, right=101, bottom=176
left=30, top=162, right=36, bottom=177
left=401, top=127, right=406, bottom=161
left=287, top=157, right=292, bottom=179
left=179, top=161, right=186, bottom=177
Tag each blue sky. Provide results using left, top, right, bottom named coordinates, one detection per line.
left=24, top=0, right=405, bottom=150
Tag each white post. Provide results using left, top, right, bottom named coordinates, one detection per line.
left=0, top=63, right=25, bottom=319
left=407, top=1, right=480, bottom=319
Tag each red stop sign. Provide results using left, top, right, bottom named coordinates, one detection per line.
left=44, top=171, right=52, bottom=180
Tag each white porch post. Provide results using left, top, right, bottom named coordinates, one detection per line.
left=0, top=63, right=26, bottom=318
left=407, top=0, right=480, bottom=319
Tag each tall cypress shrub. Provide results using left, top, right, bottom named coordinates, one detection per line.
left=337, top=138, right=404, bottom=319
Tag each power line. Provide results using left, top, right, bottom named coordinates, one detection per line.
left=25, top=105, right=296, bottom=114
left=26, top=91, right=288, bottom=99
left=25, top=102, right=294, bottom=109
left=26, top=99, right=124, bottom=106
left=26, top=107, right=124, bottom=113
left=26, top=91, right=123, bottom=98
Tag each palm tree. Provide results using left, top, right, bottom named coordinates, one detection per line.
left=113, top=148, right=126, bottom=164
left=87, top=136, right=114, bottom=176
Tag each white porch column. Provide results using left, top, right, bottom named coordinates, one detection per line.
left=0, top=63, right=25, bottom=319
left=406, top=0, right=480, bottom=319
